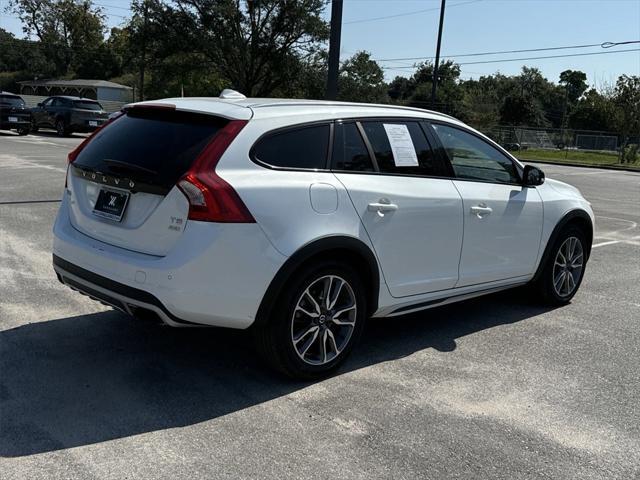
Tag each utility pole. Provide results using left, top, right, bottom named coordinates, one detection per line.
left=139, top=0, right=149, bottom=101
left=326, top=0, right=343, bottom=100
left=430, top=0, right=446, bottom=109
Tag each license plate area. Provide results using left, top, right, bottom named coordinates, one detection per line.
left=89, top=120, right=98, bottom=127
left=8, top=116, right=18, bottom=122
left=93, top=188, right=130, bottom=222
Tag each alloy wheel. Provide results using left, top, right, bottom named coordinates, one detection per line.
left=290, top=275, right=357, bottom=366
left=552, top=236, right=584, bottom=297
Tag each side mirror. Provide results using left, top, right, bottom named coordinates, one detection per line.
left=37, top=102, right=43, bottom=107
left=523, top=165, right=545, bottom=186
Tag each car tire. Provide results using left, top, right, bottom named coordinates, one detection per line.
left=253, top=260, right=367, bottom=380
left=55, top=118, right=68, bottom=137
left=16, top=127, right=30, bottom=136
left=532, top=225, right=588, bottom=305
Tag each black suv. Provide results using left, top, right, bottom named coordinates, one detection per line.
left=0, top=92, right=31, bottom=135
left=31, top=96, right=109, bottom=136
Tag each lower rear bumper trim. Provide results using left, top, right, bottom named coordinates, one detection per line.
left=53, top=254, right=204, bottom=327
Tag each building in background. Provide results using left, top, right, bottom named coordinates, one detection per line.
left=18, top=79, right=133, bottom=103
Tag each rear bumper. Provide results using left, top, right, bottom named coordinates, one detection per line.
left=0, top=119, right=30, bottom=129
left=53, top=255, right=200, bottom=326
left=70, top=119, right=107, bottom=132
left=52, top=194, right=287, bottom=328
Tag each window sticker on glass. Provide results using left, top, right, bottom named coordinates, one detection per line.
left=382, top=124, right=419, bottom=167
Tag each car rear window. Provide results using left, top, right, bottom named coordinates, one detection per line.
left=252, top=124, right=330, bottom=169
left=74, top=109, right=227, bottom=190
left=74, top=101, right=103, bottom=111
left=0, top=95, right=25, bottom=107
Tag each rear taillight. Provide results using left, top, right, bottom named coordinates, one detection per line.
left=177, top=120, right=253, bottom=223
left=65, top=111, right=124, bottom=186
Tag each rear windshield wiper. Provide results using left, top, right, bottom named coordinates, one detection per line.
left=103, top=159, right=158, bottom=176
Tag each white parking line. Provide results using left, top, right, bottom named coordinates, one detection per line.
left=592, top=240, right=621, bottom=248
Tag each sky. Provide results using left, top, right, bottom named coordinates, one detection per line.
left=1, top=0, right=639, bottom=88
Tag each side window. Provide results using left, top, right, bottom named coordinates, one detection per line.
left=253, top=124, right=330, bottom=170
left=360, top=121, right=441, bottom=176
left=42, top=98, right=54, bottom=107
left=332, top=122, right=375, bottom=172
left=432, top=124, right=519, bottom=184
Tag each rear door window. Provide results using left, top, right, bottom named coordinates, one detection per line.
left=252, top=124, right=330, bottom=169
left=360, top=121, right=443, bottom=176
left=331, top=122, right=375, bottom=172
left=73, top=109, right=227, bottom=191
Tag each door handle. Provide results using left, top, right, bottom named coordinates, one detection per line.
left=470, top=204, right=493, bottom=218
left=368, top=199, right=398, bottom=214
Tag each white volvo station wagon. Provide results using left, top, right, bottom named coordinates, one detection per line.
left=53, top=90, right=594, bottom=378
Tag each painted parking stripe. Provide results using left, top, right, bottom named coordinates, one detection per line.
left=592, top=240, right=621, bottom=248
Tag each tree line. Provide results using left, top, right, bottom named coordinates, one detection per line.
left=1, top=0, right=638, bottom=138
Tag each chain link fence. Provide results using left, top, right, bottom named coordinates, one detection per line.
left=484, top=125, right=639, bottom=167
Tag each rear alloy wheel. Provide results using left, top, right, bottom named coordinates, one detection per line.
left=291, top=275, right=357, bottom=366
left=254, top=261, right=366, bottom=379
left=16, top=127, right=30, bottom=136
left=533, top=226, right=587, bottom=305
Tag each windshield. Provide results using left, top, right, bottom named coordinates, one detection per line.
left=0, top=95, right=25, bottom=107
left=73, top=101, right=103, bottom=111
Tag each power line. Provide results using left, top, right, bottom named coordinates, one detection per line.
left=381, top=47, right=640, bottom=69
left=458, top=47, right=640, bottom=66
left=376, top=40, right=640, bottom=62
left=343, top=0, right=482, bottom=25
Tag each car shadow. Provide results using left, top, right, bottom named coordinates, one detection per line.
left=0, top=289, right=554, bottom=457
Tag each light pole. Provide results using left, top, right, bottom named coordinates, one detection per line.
left=326, top=0, right=343, bottom=100
left=430, top=0, right=446, bottom=109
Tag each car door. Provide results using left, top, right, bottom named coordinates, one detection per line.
left=430, top=123, right=543, bottom=287
left=46, top=98, right=62, bottom=126
left=32, top=97, right=50, bottom=126
left=333, top=119, right=464, bottom=298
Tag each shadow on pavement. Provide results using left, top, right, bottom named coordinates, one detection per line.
left=0, top=289, right=554, bottom=457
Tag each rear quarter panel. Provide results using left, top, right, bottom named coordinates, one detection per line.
left=215, top=115, right=385, bottom=278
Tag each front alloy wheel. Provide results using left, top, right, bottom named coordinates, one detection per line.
left=552, top=236, right=584, bottom=298
left=532, top=225, right=588, bottom=305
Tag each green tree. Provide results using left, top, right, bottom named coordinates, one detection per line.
left=568, top=88, right=615, bottom=131
left=8, top=0, right=107, bottom=76
left=613, top=75, right=640, bottom=161
left=559, top=69, right=588, bottom=104
left=407, top=60, right=463, bottom=114
left=138, top=0, right=329, bottom=97
left=337, top=51, right=387, bottom=103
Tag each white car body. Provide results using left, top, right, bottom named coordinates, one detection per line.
left=52, top=96, right=594, bottom=330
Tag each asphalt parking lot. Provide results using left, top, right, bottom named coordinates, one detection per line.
left=1, top=130, right=639, bottom=479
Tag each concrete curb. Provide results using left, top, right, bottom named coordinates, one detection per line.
left=520, top=158, right=640, bottom=173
